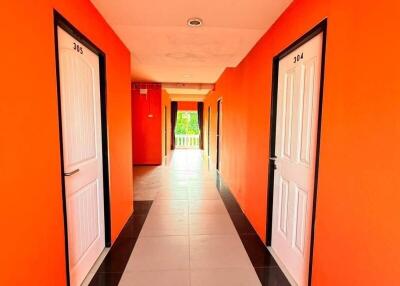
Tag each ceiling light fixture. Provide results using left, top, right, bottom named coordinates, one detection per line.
left=187, top=17, right=203, bottom=27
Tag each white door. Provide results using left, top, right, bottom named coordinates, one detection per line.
left=57, top=27, right=105, bottom=286
left=271, top=32, right=323, bottom=286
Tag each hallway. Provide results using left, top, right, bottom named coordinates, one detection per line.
left=3, top=1, right=400, bottom=285
left=89, top=150, right=290, bottom=285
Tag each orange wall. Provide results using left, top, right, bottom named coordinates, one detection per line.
left=0, top=1, right=133, bottom=285
left=205, top=0, right=400, bottom=284
left=132, top=83, right=162, bottom=165
left=178, top=101, right=197, bottom=111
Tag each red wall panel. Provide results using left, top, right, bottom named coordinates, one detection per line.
left=132, top=83, right=162, bottom=165
left=178, top=101, right=197, bottom=111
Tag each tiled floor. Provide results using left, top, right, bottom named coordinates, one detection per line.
left=89, top=150, right=290, bottom=285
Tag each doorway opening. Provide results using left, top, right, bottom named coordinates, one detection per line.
left=54, top=11, right=111, bottom=286
left=266, top=20, right=327, bottom=286
left=207, top=106, right=211, bottom=157
left=174, top=111, right=200, bottom=149
left=164, top=105, right=168, bottom=156
left=216, top=99, right=222, bottom=171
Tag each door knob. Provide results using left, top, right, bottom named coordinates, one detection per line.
left=269, top=157, right=278, bottom=170
left=64, top=169, right=80, bottom=176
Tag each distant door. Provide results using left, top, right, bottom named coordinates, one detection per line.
left=216, top=100, right=222, bottom=171
left=164, top=105, right=167, bottom=157
left=270, top=32, right=324, bottom=285
left=57, top=26, right=105, bottom=286
left=207, top=106, right=211, bottom=157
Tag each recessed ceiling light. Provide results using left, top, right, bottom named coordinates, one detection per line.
left=187, top=17, right=203, bottom=27
left=183, top=74, right=192, bottom=78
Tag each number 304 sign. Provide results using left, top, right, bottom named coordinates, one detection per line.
left=293, top=52, right=304, bottom=63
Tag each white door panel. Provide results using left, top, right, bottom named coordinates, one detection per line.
left=271, top=33, right=323, bottom=286
left=58, top=26, right=105, bottom=286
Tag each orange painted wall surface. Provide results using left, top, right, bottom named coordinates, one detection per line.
left=0, top=1, right=133, bottom=285
left=205, top=0, right=400, bottom=284
left=132, top=83, right=162, bottom=165
left=178, top=101, right=197, bottom=111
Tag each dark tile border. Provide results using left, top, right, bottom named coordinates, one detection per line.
left=89, top=201, right=152, bottom=286
left=216, top=175, right=291, bottom=286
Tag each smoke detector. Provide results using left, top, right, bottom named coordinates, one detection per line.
left=187, top=17, right=203, bottom=27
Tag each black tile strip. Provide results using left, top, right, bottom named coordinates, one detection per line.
left=240, top=234, right=278, bottom=268
left=95, top=237, right=135, bottom=273
left=119, top=214, right=148, bottom=238
left=88, top=272, right=122, bottom=286
left=255, top=266, right=292, bottom=286
left=131, top=200, right=153, bottom=215
left=216, top=175, right=290, bottom=286
left=229, top=213, right=257, bottom=235
left=89, top=201, right=153, bottom=286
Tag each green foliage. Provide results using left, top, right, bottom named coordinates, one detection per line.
left=175, top=111, right=200, bottom=135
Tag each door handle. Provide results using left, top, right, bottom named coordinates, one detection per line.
left=64, top=169, right=80, bottom=176
left=269, top=157, right=278, bottom=170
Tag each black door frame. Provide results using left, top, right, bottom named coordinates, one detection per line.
left=265, top=19, right=328, bottom=285
left=54, top=11, right=112, bottom=286
left=164, top=105, right=167, bottom=156
left=207, top=106, right=211, bottom=157
left=216, top=99, right=222, bottom=171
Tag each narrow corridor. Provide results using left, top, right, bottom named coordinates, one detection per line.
left=3, top=1, right=399, bottom=285
left=88, top=150, right=290, bottom=285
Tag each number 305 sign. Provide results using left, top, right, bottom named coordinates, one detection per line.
left=73, top=42, right=83, bottom=54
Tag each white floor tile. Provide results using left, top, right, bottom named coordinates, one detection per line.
left=126, top=236, right=190, bottom=271
left=149, top=200, right=189, bottom=215
left=140, top=213, right=188, bottom=236
left=190, top=235, right=253, bottom=269
left=189, top=213, right=236, bottom=235
left=189, top=200, right=228, bottom=214
left=156, top=191, right=189, bottom=200
left=128, top=151, right=262, bottom=286
left=189, top=190, right=221, bottom=200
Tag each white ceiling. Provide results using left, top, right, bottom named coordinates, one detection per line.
left=91, top=0, right=292, bottom=84
left=162, top=83, right=214, bottom=96
left=168, top=93, right=208, bottom=102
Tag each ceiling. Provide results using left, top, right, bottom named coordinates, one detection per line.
left=90, top=0, right=293, bottom=85
left=162, top=83, right=214, bottom=97
left=168, top=94, right=208, bottom=102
